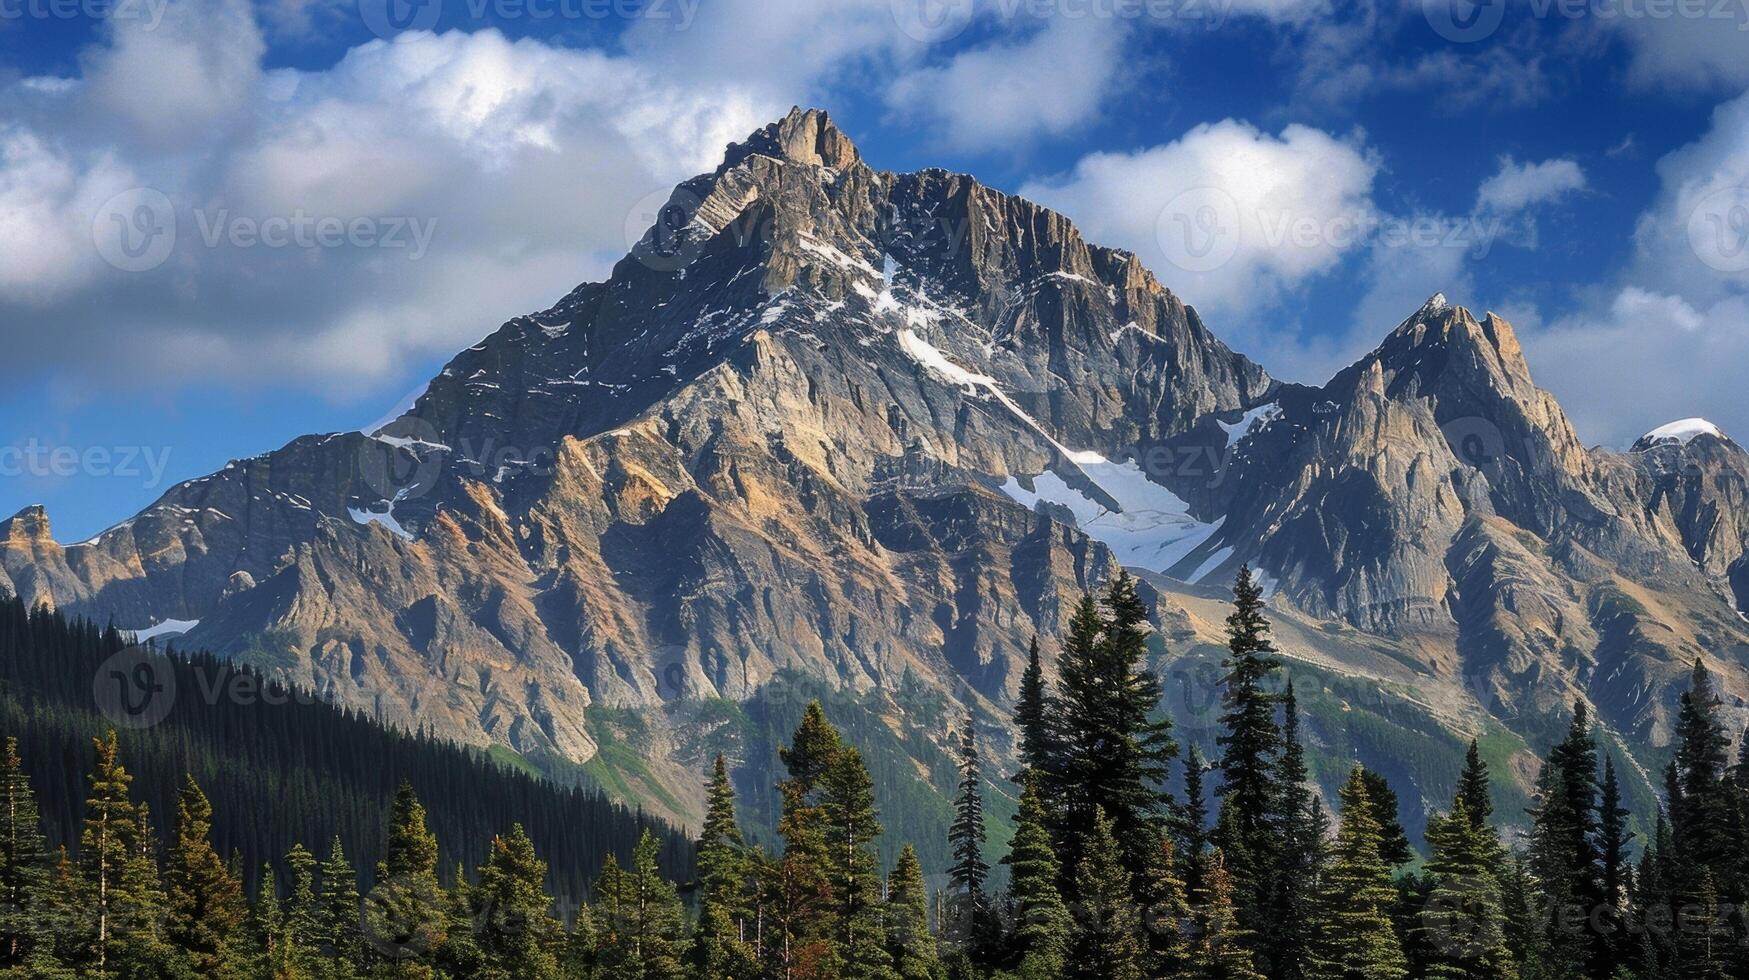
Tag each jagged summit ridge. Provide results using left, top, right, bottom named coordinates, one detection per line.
left=5, top=111, right=1749, bottom=834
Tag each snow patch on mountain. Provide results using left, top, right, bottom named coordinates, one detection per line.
left=1638, top=417, right=1724, bottom=447
left=1218, top=402, right=1282, bottom=448
left=129, top=619, right=200, bottom=642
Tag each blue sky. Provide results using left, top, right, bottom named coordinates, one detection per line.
left=3, top=0, right=1748, bottom=540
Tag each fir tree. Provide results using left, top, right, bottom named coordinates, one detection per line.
left=1143, top=830, right=1193, bottom=978
left=1193, top=849, right=1265, bottom=980
left=319, top=835, right=364, bottom=973
left=694, top=755, right=755, bottom=980
left=1053, top=576, right=1177, bottom=881
left=112, top=802, right=174, bottom=976
left=165, top=774, right=248, bottom=974
left=476, top=824, right=561, bottom=979
left=1306, top=768, right=1408, bottom=980
left=1179, top=745, right=1212, bottom=899
left=945, top=710, right=991, bottom=959
left=1359, top=769, right=1414, bottom=868
left=283, top=843, right=324, bottom=979
left=1068, top=807, right=1145, bottom=980
left=822, top=747, right=896, bottom=980
left=885, top=845, right=940, bottom=980
left=77, top=730, right=137, bottom=975
left=1269, top=682, right=1322, bottom=980
left=0, top=737, right=49, bottom=969
left=594, top=830, right=685, bottom=980
left=1214, top=565, right=1284, bottom=915
left=1012, top=635, right=1056, bottom=787
left=1457, top=741, right=1494, bottom=832
left=364, top=782, right=449, bottom=971
left=1596, top=755, right=1631, bottom=975
left=1528, top=702, right=1604, bottom=980
left=1003, top=778, right=1072, bottom=980
left=769, top=701, right=841, bottom=979
left=1419, top=796, right=1511, bottom=980
left=1668, top=660, right=1737, bottom=978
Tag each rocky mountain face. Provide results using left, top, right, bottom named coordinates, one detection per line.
left=5, top=109, right=1746, bottom=834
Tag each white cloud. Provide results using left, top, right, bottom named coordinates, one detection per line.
left=1475, top=156, right=1586, bottom=214
left=1524, top=289, right=1749, bottom=448
left=1018, top=118, right=1379, bottom=318
left=0, top=6, right=779, bottom=396
left=1604, top=13, right=1749, bottom=92
left=1515, top=88, right=1749, bottom=447
left=79, top=0, right=264, bottom=150
left=886, top=18, right=1127, bottom=151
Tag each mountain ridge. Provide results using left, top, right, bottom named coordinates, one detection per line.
left=4, top=107, right=1747, bottom=839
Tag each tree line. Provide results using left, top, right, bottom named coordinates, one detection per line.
left=2, top=570, right=1747, bottom=978
left=0, top=598, right=689, bottom=904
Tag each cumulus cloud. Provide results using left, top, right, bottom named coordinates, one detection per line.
left=1516, top=89, right=1749, bottom=446
left=0, top=4, right=778, bottom=395
left=1603, top=12, right=1749, bottom=92
left=1018, top=118, right=1380, bottom=318
left=1476, top=157, right=1587, bottom=214
left=886, top=18, right=1128, bottom=151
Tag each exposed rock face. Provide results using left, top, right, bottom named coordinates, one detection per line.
left=7, top=109, right=1747, bottom=828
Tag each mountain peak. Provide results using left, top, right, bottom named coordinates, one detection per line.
left=1, top=504, right=53, bottom=544
left=721, top=106, right=860, bottom=172
left=1633, top=417, right=1730, bottom=451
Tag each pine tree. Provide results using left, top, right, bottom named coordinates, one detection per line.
left=1305, top=768, right=1408, bottom=980
left=822, top=747, right=896, bottom=980
left=1053, top=575, right=1177, bottom=880
left=1668, top=660, right=1737, bottom=978
left=1068, top=807, right=1145, bottom=980
left=319, top=835, right=364, bottom=973
left=283, top=843, right=324, bottom=979
left=164, top=774, right=248, bottom=973
left=1192, top=849, right=1265, bottom=980
left=594, top=830, right=684, bottom=980
left=253, top=860, right=287, bottom=979
left=945, top=710, right=991, bottom=959
left=768, top=701, right=841, bottom=979
left=885, top=845, right=940, bottom=980
left=1214, top=565, right=1283, bottom=915
left=1142, top=830, right=1193, bottom=978
left=1179, top=744, right=1212, bottom=900
left=477, top=824, right=561, bottom=979
left=1595, top=755, right=1631, bottom=975
left=112, top=802, right=174, bottom=976
left=364, top=782, right=449, bottom=971
left=694, top=755, right=756, bottom=980
left=1358, top=769, right=1414, bottom=868
left=1013, top=635, right=1056, bottom=787
left=0, top=737, right=50, bottom=969
left=1003, top=778, right=1071, bottom=979
left=1498, top=853, right=1548, bottom=980
left=1528, top=702, right=1603, bottom=980
left=77, top=730, right=137, bottom=975
left=1419, top=796, right=1511, bottom=980
left=1269, top=682, right=1322, bottom=980
left=1458, top=741, right=1494, bottom=831
left=437, top=860, right=486, bottom=978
